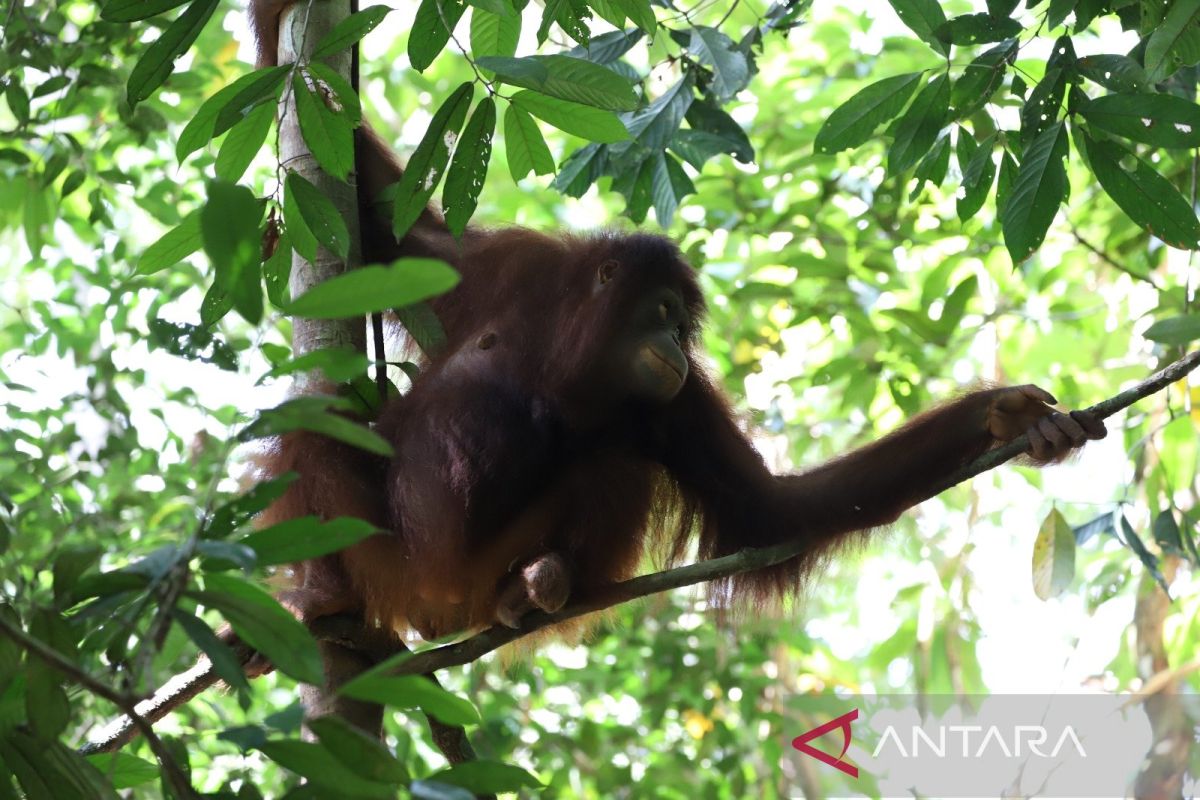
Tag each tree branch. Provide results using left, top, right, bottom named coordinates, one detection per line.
left=73, top=350, right=1200, bottom=751
left=0, top=612, right=197, bottom=798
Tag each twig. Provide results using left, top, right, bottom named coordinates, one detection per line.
left=0, top=612, right=196, bottom=798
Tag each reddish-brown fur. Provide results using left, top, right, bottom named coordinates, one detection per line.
left=250, top=1, right=1106, bottom=640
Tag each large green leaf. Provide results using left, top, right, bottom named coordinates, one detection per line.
left=1001, top=121, right=1069, bottom=263
left=471, top=6, right=521, bottom=59
left=887, top=0, right=948, bottom=55
left=177, top=66, right=289, bottom=162
left=292, top=71, right=355, bottom=181
left=504, top=104, right=555, bottom=181
left=285, top=173, right=350, bottom=260
left=814, top=72, right=923, bottom=154
left=138, top=211, right=201, bottom=274
left=214, top=100, right=274, bottom=182
left=287, top=258, right=460, bottom=318
left=510, top=90, right=628, bottom=142
left=191, top=574, right=323, bottom=685
left=393, top=82, right=474, bottom=239
left=444, top=96, right=494, bottom=235
left=888, top=72, right=949, bottom=175
left=201, top=181, right=263, bottom=324
left=1077, top=54, right=1147, bottom=93
left=951, top=40, right=1016, bottom=119
left=934, top=13, right=1021, bottom=46
left=258, top=740, right=397, bottom=797
left=687, top=27, right=750, bottom=102
left=312, top=5, right=391, bottom=59
left=1144, top=314, right=1200, bottom=344
left=1082, top=132, right=1200, bottom=249
left=476, top=55, right=637, bottom=110
left=241, top=516, right=379, bottom=566
left=340, top=674, right=481, bottom=725
left=1144, top=0, right=1200, bottom=82
left=409, top=0, right=467, bottom=72
left=101, top=0, right=188, bottom=21
left=622, top=73, right=694, bottom=151
left=126, top=0, right=218, bottom=104
left=1081, top=93, right=1200, bottom=148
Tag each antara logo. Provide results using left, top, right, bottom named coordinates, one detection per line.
left=791, top=708, right=859, bottom=778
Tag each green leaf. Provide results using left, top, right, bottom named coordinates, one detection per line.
left=409, top=0, right=467, bottom=72
left=687, top=27, right=749, bottom=102
left=1081, top=132, right=1200, bottom=249
left=308, top=717, right=408, bottom=784
left=1144, top=314, right=1200, bottom=344
left=1119, top=515, right=1170, bottom=594
left=212, top=66, right=290, bottom=141
left=258, top=740, right=397, bottom=797
left=177, top=67, right=287, bottom=162
left=288, top=258, right=460, bottom=318
left=504, top=104, right=555, bottom=181
left=934, top=13, right=1021, bottom=45
left=1001, top=121, right=1068, bottom=263
left=306, top=62, right=363, bottom=128
left=1046, top=0, right=1078, bottom=29
left=191, top=574, right=323, bottom=685
left=285, top=173, right=350, bottom=260
left=951, top=39, right=1016, bottom=119
left=476, top=55, right=637, bottom=111
left=5, top=83, right=29, bottom=126
left=612, top=0, right=655, bottom=34
left=395, top=301, right=449, bottom=357
left=1144, top=0, right=1200, bottom=82
left=264, top=225, right=293, bottom=307
left=393, top=82, right=474, bottom=238
left=215, top=100, right=274, bottom=182
left=340, top=674, right=481, bottom=725
left=684, top=99, right=754, bottom=162
left=171, top=608, right=251, bottom=696
left=126, top=0, right=218, bottom=105
left=958, top=132, right=997, bottom=222
left=471, top=7, right=522, bottom=59
left=259, top=347, right=371, bottom=383
left=1081, top=92, right=1200, bottom=149
left=649, top=151, right=695, bottom=224
left=565, top=28, right=643, bottom=63
left=887, top=0, right=949, bottom=56
left=538, top=0, right=590, bottom=45
left=84, top=753, right=158, bottom=789
left=293, top=71, right=355, bottom=181
left=1032, top=508, right=1075, bottom=600
left=427, top=761, right=543, bottom=793
left=510, top=90, right=628, bottom=142
left=202, top=181, right=264, bottom=325
left=814, top=72, right=924, bottom=154
left=312, top=5, right=391, bottom=59
left=1153, top=509, right=1184, bottom=554
left=909, top=133, right=950, bottom=199
left=623, top=73, right=694, bottom=150
left=443, top=97, right=496, bottom=236
left=241, top=516, right=378, bottom=565
left=1077, top=54, right=1148, bottom=92
left=101, top=0, right=188, bottom=21
left=888, top=72, right=950, bottom=175
left=138, top=211, right=201, bottom=274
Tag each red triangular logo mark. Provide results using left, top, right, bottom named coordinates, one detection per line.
left=791, top=708, right=859, bottom=778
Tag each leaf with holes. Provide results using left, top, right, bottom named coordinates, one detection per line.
left=285, top=173, right=350, bottom=259
left=934, top=13, right=1021, bottom=46
left=951, top=40, right=1016, bottom=119
left=1082, top=132, right=1200, bottom=249
left=409, top=0, right=467, bottom=72
left=1081, top=92, right=1200, bottom=149
left=443, top=97, right=496, bottom=236
left=394, top=82, right=474, bottom=238
left=1078, top=54, right=1147, bottom=93
left=293, top=71, right=354, bottom=181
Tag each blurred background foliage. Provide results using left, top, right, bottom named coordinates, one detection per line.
left=0, top=0, right=1198, bottom=796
